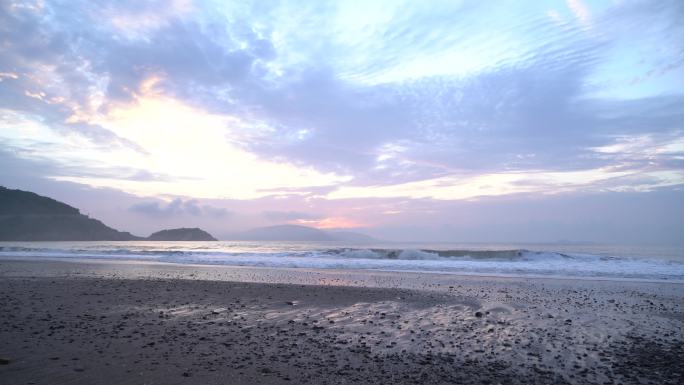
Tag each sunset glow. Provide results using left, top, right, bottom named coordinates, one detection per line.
left=1, top=0, right=682, bottom=242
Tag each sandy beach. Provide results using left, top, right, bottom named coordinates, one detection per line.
left=1, top=258, right=683, bottom=384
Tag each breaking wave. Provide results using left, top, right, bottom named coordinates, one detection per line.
left=1, top=242, right=683, bottom=281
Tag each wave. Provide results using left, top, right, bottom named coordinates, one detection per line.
left=0, top=245, right=583, bottom=261
left=328, top=248, right=574, bottom=261
left=1, top=243, right=683, bottom=281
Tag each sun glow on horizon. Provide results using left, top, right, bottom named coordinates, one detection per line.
left=295, top=217, right=365, bottom=229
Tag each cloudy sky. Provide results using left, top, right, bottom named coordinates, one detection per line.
left=1, top=0, right=683, bottom=243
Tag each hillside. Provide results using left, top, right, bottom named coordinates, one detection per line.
left=0, top=186, right=80, bottom=216
left=0, top=186, right=140, bottom=241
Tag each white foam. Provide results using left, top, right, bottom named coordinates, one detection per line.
left=1, top=242, right=683, bottom=281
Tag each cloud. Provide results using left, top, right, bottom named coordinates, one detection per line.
left=361, top=188, right=684, bottom=244
left=1, top=0, right=683, bottom=243
left=262, top=211, right=322, bottom=221
left=130, top=198, right=231, bottom=218
left=567, top=0, right=591, bottom=29
left=295, top=217, right=365, bottom=229
left=1, top=77, right=351, bottom=199
left=2, top=0, right=682, bottom=192
left=327, top=167, right=684, bottom=201
left=221, top=0, right=683, bottom=188
left=104, top=0, right=194, bottom=40
left=263, top=209, right=367, bottom=229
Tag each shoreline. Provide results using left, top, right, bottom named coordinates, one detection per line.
left=2, top=256, right=683, bottom=286
left=1, top=258, right=683, bottom=384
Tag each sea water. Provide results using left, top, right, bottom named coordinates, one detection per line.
left=1, top=241, right=683, bottom=282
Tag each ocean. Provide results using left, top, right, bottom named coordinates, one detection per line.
left=1, top=241, right=683, bottom=282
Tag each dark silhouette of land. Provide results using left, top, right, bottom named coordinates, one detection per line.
left=0, top=186, right=140, bottom=241
left=0, top=187, right=217, bottom=241
left=148, top=228, right=217, bottom=241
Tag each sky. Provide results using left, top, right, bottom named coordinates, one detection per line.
left=1, top=0, right=683, bottom=243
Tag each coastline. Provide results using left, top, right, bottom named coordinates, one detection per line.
left=3, top=255, right=684, bottom=286
left=1, top=258, right=683, bottom=384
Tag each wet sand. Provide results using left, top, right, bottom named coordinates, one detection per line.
left=1, top=258, right=683, bottom=384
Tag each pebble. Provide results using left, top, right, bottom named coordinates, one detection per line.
left=1, top=266, right=682, bottom=385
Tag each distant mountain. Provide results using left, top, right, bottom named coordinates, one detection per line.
left=232, top=224, right=376, bottom=242
left=147, top=228, right=217, bottom=241
left=0, top=186, right=140, bottom=241
left=237, top=224, right=335, bottom=241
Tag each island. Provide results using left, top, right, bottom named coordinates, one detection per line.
left=147, top=228, right=218, bottom=241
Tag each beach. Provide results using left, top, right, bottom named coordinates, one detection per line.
left=1, top=258, right=683, bottom=384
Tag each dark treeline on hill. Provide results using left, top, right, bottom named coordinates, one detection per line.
left=0, top=186, right=139, bottom=241
left=148, top=228, right=217, bottom=241
left=0, top=187, right=217, bottom=241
